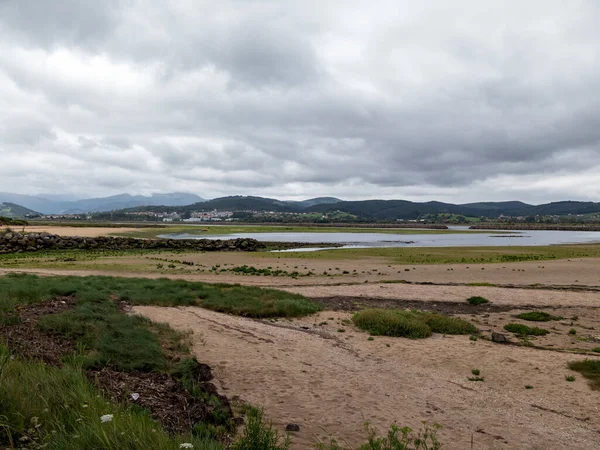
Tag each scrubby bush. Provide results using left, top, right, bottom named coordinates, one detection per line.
left=466, top=296, right=489, bottom=305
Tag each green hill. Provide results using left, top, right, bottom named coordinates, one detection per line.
left=0, top=202, right=40, bottom=218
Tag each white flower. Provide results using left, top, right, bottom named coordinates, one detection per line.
left=100, top=414, right=114, bottom=423
left=180, top=444, right=194, bottom=449
left=131, top=393, right=140, bottom=401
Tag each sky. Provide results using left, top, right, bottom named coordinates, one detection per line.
left=1, top=0, right=599, bottom=204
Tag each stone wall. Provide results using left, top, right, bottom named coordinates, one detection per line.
left=0, top=231, right=265, bottom=254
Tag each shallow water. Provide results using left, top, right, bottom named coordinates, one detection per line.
left=161, top=227, right=600, bottom=250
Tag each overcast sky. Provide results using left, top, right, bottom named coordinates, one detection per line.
left=1, top=0, right=599, bottom=203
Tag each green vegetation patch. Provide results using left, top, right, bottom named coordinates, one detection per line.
left=0, top=346, right=222, bottom=450
left=568, top=360, right=600, bottom=390
left=517, top=311, right=562, bottom=322
left=504, top=323, right=549, bottom=336
left=352, top=309, right=475, bottom=339
left=38, top=302, right=167, bottom=371
left=199, top=284, right=320, bottom=318
left=466, top=296, right=489, bottom=306
left=0, top=273, right=319, bottom=319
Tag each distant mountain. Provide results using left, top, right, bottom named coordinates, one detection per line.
left=0, top=193, right=58, bottom=215
left=0, top=202, right=41, bottom=218
left=0, top=192, right=205, bottom=214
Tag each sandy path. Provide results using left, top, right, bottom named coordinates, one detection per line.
left=134, top=306, right=600, bottom=450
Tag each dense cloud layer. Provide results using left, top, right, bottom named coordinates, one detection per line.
left=1, top=0, right=599, bottom=203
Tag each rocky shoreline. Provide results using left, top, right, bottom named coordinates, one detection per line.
left=0, top=231, right=266, bottom=254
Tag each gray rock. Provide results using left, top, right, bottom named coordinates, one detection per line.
left=285, top=424, right=300, bottom=432
left=492, top=332, right=509, bottom=343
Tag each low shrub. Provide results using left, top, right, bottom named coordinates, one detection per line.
left=352, top=309, right=432, bottom=339
left=517, top=311, right=562, bottom=322
left=504, top=323, right=549, bottom=336
left=421, top=313, right=477, bottom=335
left=352, top=309, right=476, bottom=339
left=466, top=296, right=489, bottom=305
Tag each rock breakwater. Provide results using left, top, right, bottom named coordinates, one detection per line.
left=0, top=231, right=265, bottom=254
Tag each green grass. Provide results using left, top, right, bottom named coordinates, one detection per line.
left=504, top=323, right=550, bottom=336
left=37, top=303, right=168, bottom=372
left=232, top=407, right=290, bottom=450
left=565, top=375, right=576, bottom=382
left=259, top=243, right=600, bottom=265
left=198, top=284, right=319, bottom=318
left=0, top=273, right=319, bottom=319
left=352, top=309, right=475, bottom=339
left=0, top=273, right=319, bottom=375
left=0, top=346, right=222, bottom=450
left=517, top=311, right=563, bottom=322
left=568, top=360, right=600, bottom=389
left=466, top=296, right=489, bottom=306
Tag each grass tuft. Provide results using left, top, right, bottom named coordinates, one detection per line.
left=232, top=408, right=290, bottom=450
left=568, top=360, right=600, bottom=389
left=466, top=296, right=489, bottom=306
left=504, top=323, right=549, bottom=336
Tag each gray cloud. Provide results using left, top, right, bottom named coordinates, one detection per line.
left=0, top=0, right=599, bottom=203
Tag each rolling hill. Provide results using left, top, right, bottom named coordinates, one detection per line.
left=0, top=202, right=41, bottom=218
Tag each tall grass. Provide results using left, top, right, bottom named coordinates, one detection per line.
left=0, top=346, right=222, bottom=450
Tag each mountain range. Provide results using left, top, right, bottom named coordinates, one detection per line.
left=2, top=191, right=600, bottom=220
left=0, top=192, right=205, bottom=215
left=121, top=196, right=600, bottom=220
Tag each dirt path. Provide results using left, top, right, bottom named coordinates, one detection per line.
left=134, top=306, right=600, bottom=450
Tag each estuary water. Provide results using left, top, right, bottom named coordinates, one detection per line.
left=161, top=227, right=600, bottom=251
